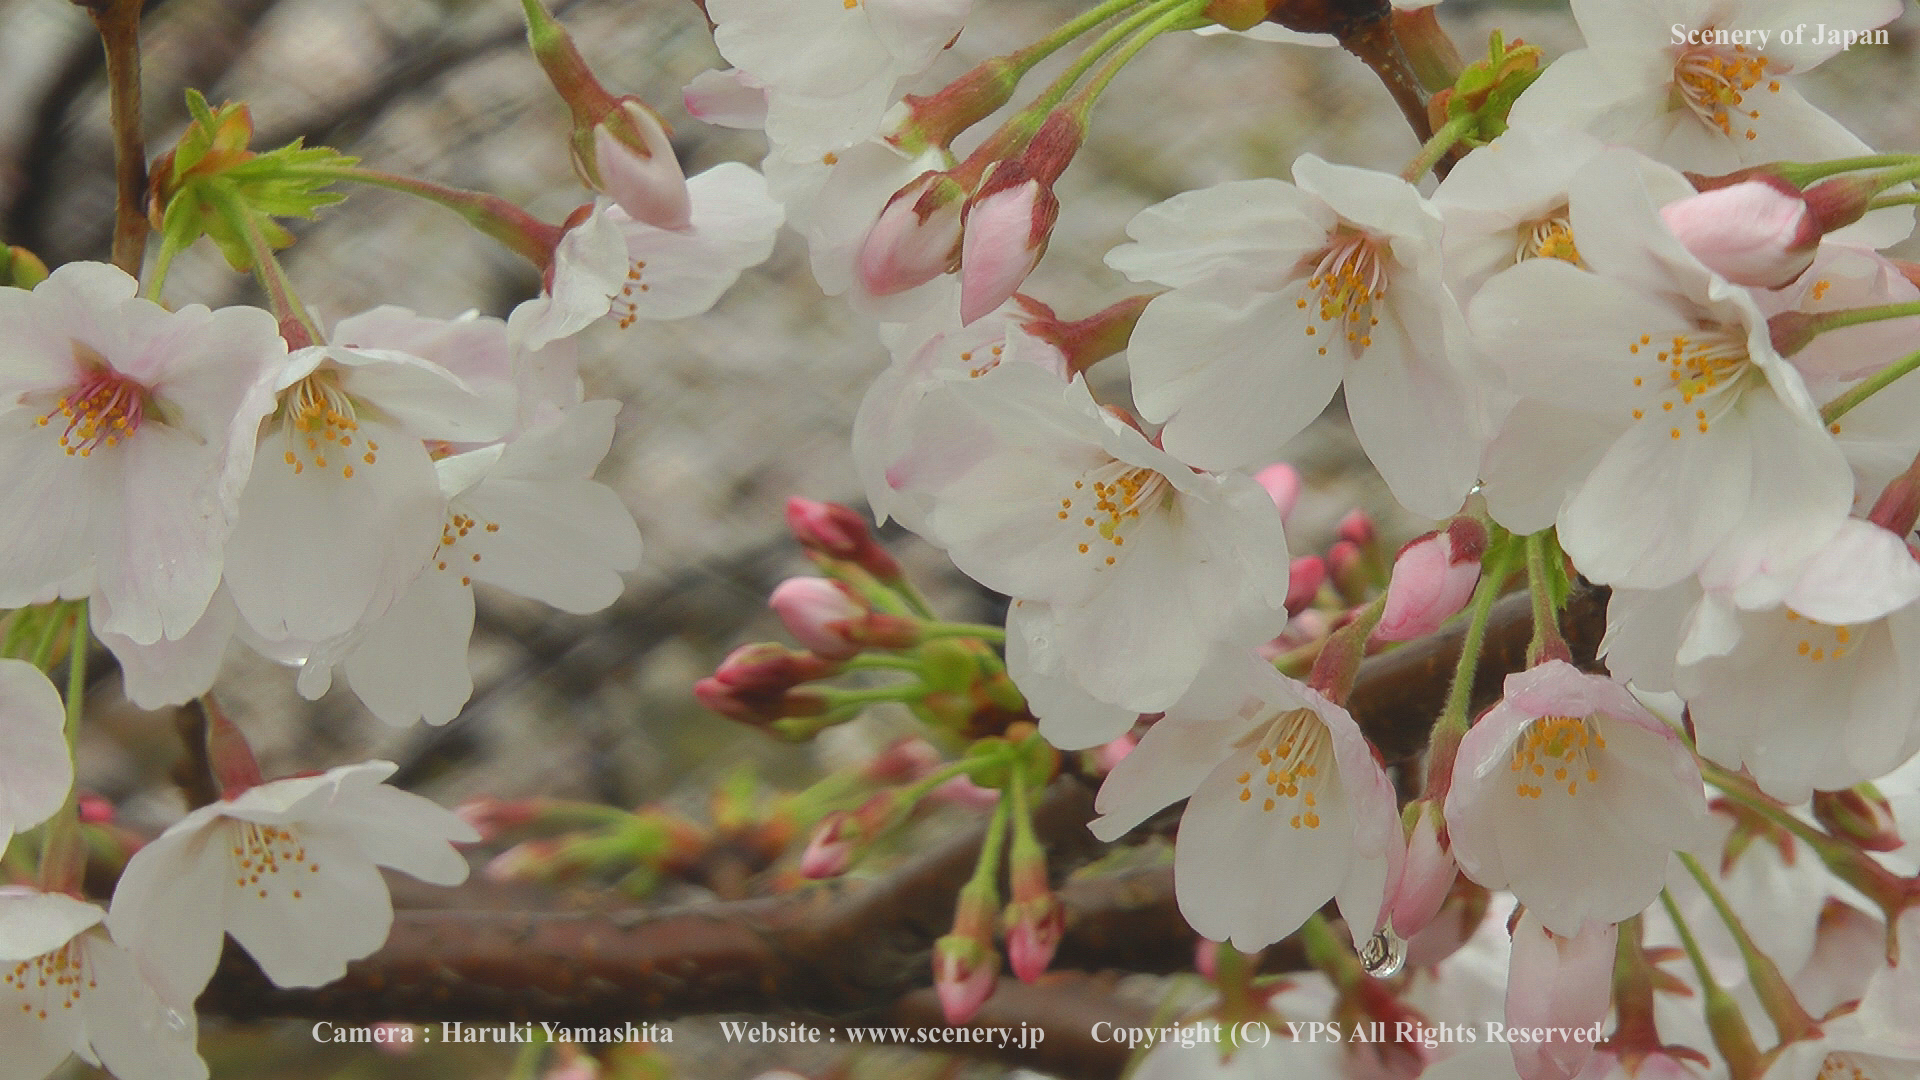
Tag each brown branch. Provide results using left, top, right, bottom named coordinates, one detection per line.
left=194, top=584, right=1610, bottom=1074
left=85, top=0, right=148, bottom=275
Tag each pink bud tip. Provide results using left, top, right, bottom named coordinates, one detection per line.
left=785, top=497, right=902, bottom=581
left=1255, top=462, right=1302, bottom=521
left=1092, top=734, right=1137, bottom=775
left=1287, top=555, right=1328, bottom=616
left=857, top=173, right=964, bottom=296
left=934, top=941, right=999, bottom=1023
left=1194, top=938, right=1220, bottom=978
left=868, top=737, right=943, bottom=783
left=594, top=100, right=690, bottom=230
left=960, top=180, right=1053, bottom=325
left=1660, top=180, right=1819, bottom=288
left=76, top=794, right=115, bottom=824
left=1388, top=805, right=1457, bottom=941
left=769, top=577, right=867, bottom=659
left=1005, top=898, right=1065, bottom=983
left=1376, top=530, right=1481, bottom=643
left=1337, top=508, right=1377, bottom=548
left=800, top=815, right=854, bottom=878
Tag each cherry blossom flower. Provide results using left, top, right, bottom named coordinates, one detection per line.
left=890, top=360, right=1291, bottom=717
left=220, top=338, right=512, bottom=647
left=508, top=164, right=783, bottom=350
left=0, top=887, right=206, bottom=1080
left=1107, top=155, right=1484, bottom=519
left=683, top=68, right=769, bottom=130
left=1766, top=243, right=1920, bottom=398
left=1659, top=178, right=1820, bottom=288
left=92, top=589, right=238, bottom=712
left=1444, top=660, right=1709, bottom=936
left=290, top=401, right=643, bottom=726
left=0, top=261, right=282, bottom=645
left=1505, top=910, right=1615, bottom=1080
left=1471, top=147, right=1852, bottom=592
left=0, top=659, right=73, bottom=855
left=708, top=0, right=971, bottom=155
left=1648, top=808, right=1834, bottom=988
left=1507, top=0, right=1906, bottom=188
left=106, top=760, right=478, bottom=1007
left=1091, top=653, right=1402, bottom=951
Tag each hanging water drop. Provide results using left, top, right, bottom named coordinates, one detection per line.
left=1359, top=927, right=1406, bottom=978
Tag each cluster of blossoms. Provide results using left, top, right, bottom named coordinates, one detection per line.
left=690, top=0, right=1920, bottom=1075
left=3, top=0, right=1919, bottom=1076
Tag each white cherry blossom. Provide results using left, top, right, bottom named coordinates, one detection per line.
left=1108, top=155, right=1484, bottom=519
left=1091, top=653, right=1402, bottom=952
left=508, top=164, right=783, bottom=350
left=0, top=888, right=205, bottom=1080
left=291, top=401, right=642, bottom=726
left=106, top=760, right=478, bottom=1007
left=0, top=659, right=72, bottom=856
left=0, top=261, right=282, bottom=645
left=890, top=359, right=1291, bottom=716
left=1472, top=147, right=1852, bottom=592
left=1445, top=660, right=1710, bottom=936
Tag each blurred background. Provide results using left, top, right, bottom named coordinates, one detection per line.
left=0, top=0, right=1915, bottom=1075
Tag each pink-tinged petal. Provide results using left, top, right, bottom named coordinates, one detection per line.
left=103, top=823, right=229, bottom=1009
left=1506, top=910, right=1615, bottom=1080
left=682, top=67, right=769, bottom=130
left=1105, top=177, right=1334, bottom=289
left=93, top=424, right=230, bottom=644
left=1090, top=713, right=1238, bottom=842
left=959, top=180, right=1048, bottom=326
left=223, top=419, right=444, bottom=643
left=594, top=104, right=691, bottom=231
left=1389, top=805, right=1457, bottom=941
left=0, top=409, right=97, bottom=610
left=222, top=833, right=391, bottom=988
left=1599, top=582, right=1699, bottom=694
left=79, top=933, right=208, bottom=1080
left=1559, top=405, right=1752, bottom=591
left=609, top=163, right=783, bottom=320
left=509, top=209, right=630, bottom=350
left=0, top=660, right=72, bottom=850
left=1660, top=181, right=1818, bottom=288
left=338, top=568, right=478, bottom=727
left=329, top=347, right=513, bottom=445
left=1780, top=518, right=1920, bottom=627
left=1500, top=660, right=1663, bottom=727
left=863, top=0, right=971, bottom=73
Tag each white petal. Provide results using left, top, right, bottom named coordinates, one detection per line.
left=310, top=769, right=476, bottom=885
left=103, top=824, right=228, bottom=1008
left=339, top=569, right=477, bottom=726
left=610, top=164, right=783, bottom=320
left=0, top=660, right=72, bottom=847
left=82, top=934, right=207, bottom=1080
left=94, top=587, right=236, bottom=709
left=223, top=833, right=392, bottom=988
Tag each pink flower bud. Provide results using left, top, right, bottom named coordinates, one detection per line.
left=1287, top=555, right=1327, bottom=616
left=1004, top=894, right=1065, bottom=983
left=960, top=178, right=1056, bottom=325
left=800, top=813, right=855, bottom=878
left=590, top=99, right=690, bottom=230
left=1255, top=462, right=1302, bottom=521
left=1388, top=803, right=1457, bottom=941
left=785, top=497, right=902, bottom=582
left=858, top=172, right=967, bottom=296
left=455, top=796, right=540, bottom=841
left=929, top=773, right=1003, bottom=809
left=1194, top=938, right=1220, bottom=978
left=1327, top=539, right=1371, bottom=602
left=1337, top=507, right=1377, bottom=548
left=1376, top=524, right=1485, bottom=643
left=1812, top=786, right=1903, bottom=852
left=76, top=794, right=115, bottom=824
left=867, top=737, right=943, bottom=783
left=769, top=577, right=868, bottom=659
left=682, top=67, right=768, bottom=130
left=1660, top=179, right=1819, bottom=288
left=933, top=935, right=999, bottom=1023
left=1092, top=733, right=1137, bottom=775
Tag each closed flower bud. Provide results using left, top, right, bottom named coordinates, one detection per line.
left=960, top=178, right=1056, bottom=325
left=785, top=497, right=903, bottom=582
left=799, top=813, right=855, bottom=878
left=1387, top=801, right=1456, bottom=941
left=1812, top=785, right=1903, bottom=852
left=932, top=934, right=998, bottom=1023
left=1660, top=178, right=1819, bottom=288
left=1287, top=555, right=1328, bottom=616
left=1376, top=520, right=1486, bottom=642
left=1256, top=462, right=1303, bottom=521
left=585, top=99, right=691, bottom=231
left=858, top=171, right=968, bottom=296
left=769, top=577, right=867, bottom=659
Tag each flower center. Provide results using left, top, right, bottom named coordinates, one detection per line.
left=37, top=344, right=149, bottom=457
left=1510, top=714, right=1604, bottom=798
left=1819, top=1052, right=1874, bottom=1080
left=1624, top=324, right=1754, bottom=439
left=3, top=938, right=96, bottom=1019
left=1296, top=230, right=1385, bottom=358
left=280, top=371, right=378, bottom=479
left=613, top=259, right=651, bottom=329
left=1055, top=460, right=1172, bottom=568
left=429, top=508, right=501, bottom=587
left=1672, top=42, right=1778, bottom=142
left=1235, top=707, right=1333, bottom=828
left=1517, top=215, right=1582, bottom=266
left=1783, top=609, right=1854, bottom=664
left=228, top=821, right=317, bottom=900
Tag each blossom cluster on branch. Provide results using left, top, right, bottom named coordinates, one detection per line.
left=1, top=0, right=1919, bottom=1078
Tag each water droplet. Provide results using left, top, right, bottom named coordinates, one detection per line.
left=163, top=1008, right=189, bottom=1033
left=1359, top=928, right=1406, bottom=978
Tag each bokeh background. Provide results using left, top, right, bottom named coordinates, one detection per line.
left=0, top=0, right=1915, bottom=1075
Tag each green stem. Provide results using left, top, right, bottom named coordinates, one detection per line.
left=1437, top=536, right=1517, bottom=734
left=969, top=789, right=1013, bottom=899
left=1402, top=113, right=1475, bottom=183
left=1821, top=346, right=1920, bottom=424
left=1777, top=154, right=1919, bottom=186
left=1043, top=0, right=1151, bottom=54
left=211, top=184, right=324, bottom=345
left=1805, top=300, right=1920, bottom=338
left=894, top=579, right=940, bottom=621
left=1027, top=0, right=1188, bottom=117
left=1299, top=912, right=1365, bottom=991
left=36, top=601, right=88, bottom=892
left=1676, top=852, right=1821, bottom=1045
left=1525, top=531, right=1569, bottom=664
left=842, top=652, right=925, bottom=673
left=821, top=682, right=932, bottom=709
left=918, top=621, right=1008, bottom=644
left=300, top=165, right=564, bottom=268
left=1869, top=193, right=1920, bottom=210
left=1075, top=0, right=1206, bottom=105
left=26, top=605, right=67, bottom=671
left=1659, top=889, right=1763, bottom=1080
